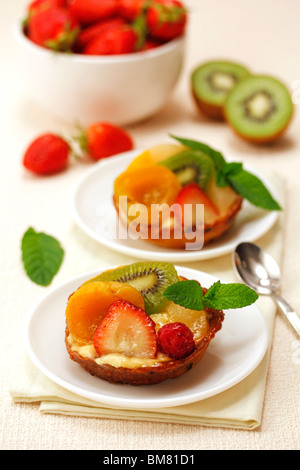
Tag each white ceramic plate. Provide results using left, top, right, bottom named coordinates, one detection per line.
left=71, top=149, right=279, bottom=262
left=25, top=266, right=268, bottom=409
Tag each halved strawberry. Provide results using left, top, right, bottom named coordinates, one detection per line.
left=175, top=182, right=220, bottom=226
left=93, top=300, right=157, bottom=359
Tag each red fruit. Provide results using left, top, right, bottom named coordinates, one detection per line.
left=82, top=23, right=138, bottom=55
left=147, top=0, right=187, bottom=41
left=28, top=0, right=67, bottom=15
left=68, top=0, right=119, bottom=25
left=93, top=300, right=158, bottom=359
left=175, top=182, right=219, bottom=226
left=77, top=122, right=134, bottom=160
left=76, top=17, right=126, bottom=50
left=118, top=0, right=147, bottom=21
left=23, top=133, right=70, bottom=175
left=27, top=7, right=79, bottom=51
left=157, top=322, right=195, bottom=360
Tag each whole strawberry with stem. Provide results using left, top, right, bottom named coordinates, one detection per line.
left=147, top=0, right=187, bottom=41
left=27, top=7, right=79, bottom=51
left=23, top=133, right=70, bottom=175
left=75, top=122, right=134, bottom=160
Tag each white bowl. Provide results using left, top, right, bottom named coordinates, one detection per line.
left=14, top=23, right=185, bottom=126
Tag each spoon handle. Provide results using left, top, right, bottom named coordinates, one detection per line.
left=272, top=293, right=300, bottom=336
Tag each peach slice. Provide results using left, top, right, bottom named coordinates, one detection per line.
left=65, top=281, right=145, bottom=344
left=125, top=143, right=186, bottom=173
left=114, top=165, right=182, bottom=207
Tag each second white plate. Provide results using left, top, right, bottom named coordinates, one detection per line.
left=71, top=150, right=279, bottom=262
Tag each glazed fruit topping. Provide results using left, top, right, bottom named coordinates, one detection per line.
left=157, top=322, right=195, bottom=359
left=66, top=281, right=145, bottom=344
left=93, top=300, right=158, bottom=358
left=175, top=182, right=219, bottom=226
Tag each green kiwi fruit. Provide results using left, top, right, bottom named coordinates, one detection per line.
left=158, top=150, right=214, bottom=189
left=191, top=60, right=251, bottom=119
left=224, top=75, right=294, bottom=143
left=89, top=262, right=179, bottom=315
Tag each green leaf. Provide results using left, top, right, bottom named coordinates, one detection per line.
left=227, top=169, right=282, bottom=211
left=162, top=279, right=258, bottom=312
left=170, top=134, right=281, bottom=211
left=203, top=281, right=259, bottom=310
left=170, top=134, right=227, bottom=171
left=163, top=280, right=204, bottom=311
left=21, top=227, right=64, bottom=286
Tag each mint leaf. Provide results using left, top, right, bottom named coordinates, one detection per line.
left=163, top=279, right=258, bottom=312
left=170, top=135, right=227, bottom=172
left=203, top=281, right=258, bottom=310
left=227, top=169, right=281, bottom=211
left=21, top=227, right=64, bottom=286
left=170, top=134, right=281, bottom=211
left=163, top=280, right=204, bottom=311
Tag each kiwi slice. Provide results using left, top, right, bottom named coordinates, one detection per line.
left=158, top=150, right=214, bottom=189
left=224, top=75, right=293, bottom=143
left=191, top=60, right=251, bottom=119
left=89, top=262, right=179, bottom=315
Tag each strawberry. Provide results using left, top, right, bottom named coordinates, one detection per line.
left=175, top=182, right=220, bottom=226
left=157, top=322, right=195, bottom=359
left=28, top=0, right=67, bottom=15
left=76, top=17, right=126, bottom=50
left=23, top=133, right=70, bottom=175
left=75, top=122, right=134, bottom=160
left=27, top=7, right=79, bottom=51
left=82, top=23, right=139, bottom=55
left=93, top=300, right=158, bottom=359
left=146, top=0, right=187, bottom=41
left=118, top=0, right=147, bottom=21
left=68, top=0, right=119, bottom=25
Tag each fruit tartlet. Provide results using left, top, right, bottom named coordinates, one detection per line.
left=65, top=261, right=258, bottom=385
left=113, top=136, right=281, bottom=249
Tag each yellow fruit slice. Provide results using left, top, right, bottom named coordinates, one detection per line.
left=66, top=281, right=145, bottom=344
left=151, top=302, right=209, bottom=343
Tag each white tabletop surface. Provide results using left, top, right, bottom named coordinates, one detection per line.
left=1, top=0, right=299, bottom=450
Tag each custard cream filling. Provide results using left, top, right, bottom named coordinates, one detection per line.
left=67, top=333, right=171, bottom=369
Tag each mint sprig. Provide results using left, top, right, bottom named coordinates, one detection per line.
left=170, top=135, right=281, bottom=211
left=163, top=280, right=258, bottom=311
left=21, top=227, right=64, bottom=286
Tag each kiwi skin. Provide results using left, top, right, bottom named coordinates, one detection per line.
left=224, top=75, right=294, bottom=144
left=191, top=87, right=225, bottom=120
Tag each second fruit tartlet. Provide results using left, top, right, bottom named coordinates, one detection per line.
left=113, top=135, right=281, bottom=249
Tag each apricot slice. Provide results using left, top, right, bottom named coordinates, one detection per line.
left=114, top=166, right=182, bottom=207
left=65, top=281, right=145, bottom=344
left=125, top=144, right=186, bottom=173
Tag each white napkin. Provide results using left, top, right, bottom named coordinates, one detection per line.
left=10, top=174, right=285, bottom=430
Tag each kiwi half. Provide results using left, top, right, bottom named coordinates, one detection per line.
left=191, top=60, right=251, bottom=120
left=88, top=262, right=179, bottom=315
left=158, top=150, right=214, bottom=189
left=224, top=75, right=293, bottom=143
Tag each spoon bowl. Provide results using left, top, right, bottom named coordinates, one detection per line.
left=233, top=242, right=300, bottom=336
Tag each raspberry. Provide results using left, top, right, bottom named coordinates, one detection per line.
left=157, top=322, right=195, bottom=360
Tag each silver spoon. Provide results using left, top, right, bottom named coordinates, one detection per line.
left=233, top=242, right=300, bottom=337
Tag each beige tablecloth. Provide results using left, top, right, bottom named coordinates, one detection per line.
left=1, top=0, right=300, bottom=450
